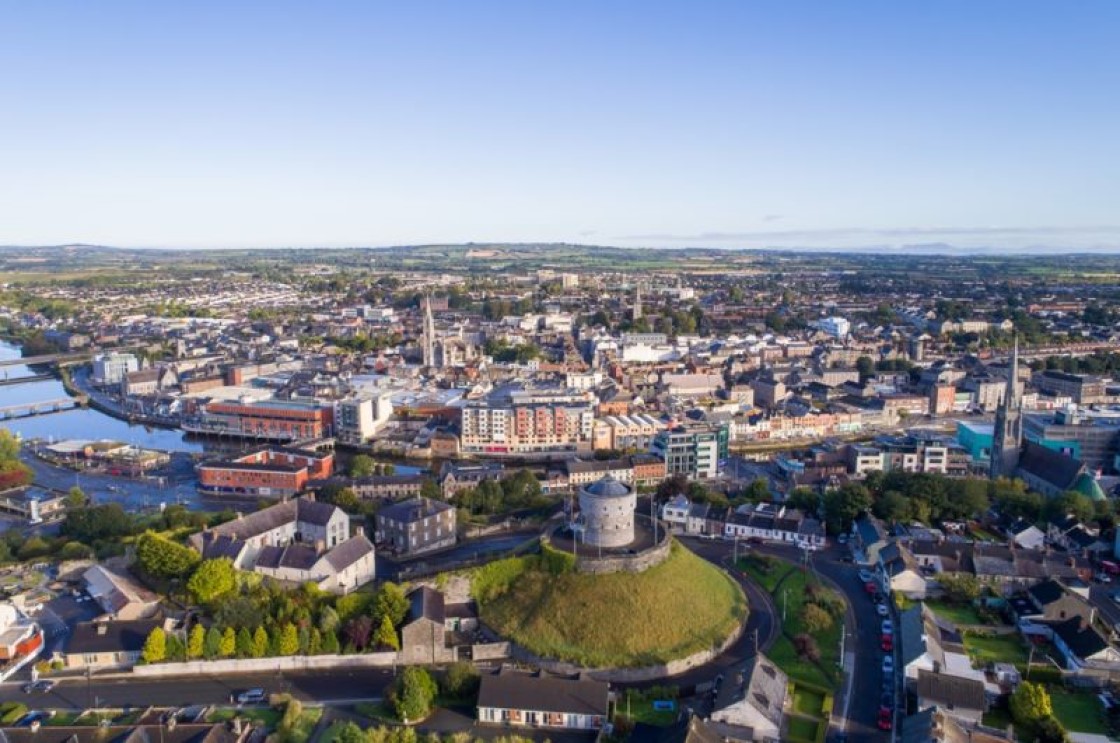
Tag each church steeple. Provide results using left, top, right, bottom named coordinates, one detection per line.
left=632, top=280, right=642, bottom=321
left=422, top=294, right=435, bottom=368
left=990, top=334, right=1023, bottom=479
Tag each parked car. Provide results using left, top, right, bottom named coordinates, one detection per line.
left=880, top=693, right=894, bottom=712
left=21, top=680, right=55, bottom=694
left=881, top=619, right=893, bottom=635
left=837, top=533, right=848, bottom=544
left=1111, top=591, right=1120, bottom=605
left=876, top=603, right=889, bottom=617
left=235, top=689, right=266, bottom=705
left=877, top=709, right=893, bottom=731
left=882, top=655, right=894, bottom=674
left=858, top=569, right=874, bottom=583
left=1096, top=573, right=1112, bottom=584
left=864, top=581, right=878, bottom=594
left=881, top=635, right=893, bottom=652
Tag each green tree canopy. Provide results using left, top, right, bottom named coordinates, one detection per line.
left=141, top=627, right=166, bottom=664
left=136, top=531, right=200, bottom=580
left=391, top=667, right=438, bottom=722
left=187, top=558, right=237, bottom=604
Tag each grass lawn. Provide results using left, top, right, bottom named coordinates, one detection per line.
left=925, top=601, right=988, bottom=626
left=981, top=706, right=1012, bottom=731
left=1050, top=688, right=1109, bottom=735
left=618, top=695, right=678, bottom=727
left=737, top=555, right=792, bottom=593
left=962, top=633, right=1029, bottom=666
left=206, top=708, right=283, bottom=728
left=768, top=635, right=833, bottom=690
left=786, top=716, right=820, bottom=742
left=353, top=701, right=398, bottom=723
left=481, top=543, right=747, bottom=667
left=791, top=688, right=826, bottom=718
left=43, top=711, right=85, bottom=727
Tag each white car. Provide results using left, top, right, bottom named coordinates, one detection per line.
left=882, top=655, right=895, bottom=674
left=859, top=569, right=874, bottom=583
left=876, top=603, right=889, bottom=617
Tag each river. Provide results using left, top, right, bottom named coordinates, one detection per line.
left=0, top=340, right=203, bottom=453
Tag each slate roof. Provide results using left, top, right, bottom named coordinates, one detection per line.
left=630, top=717, right=724, bottom=743
left=295, top=497, right=339, bottom=526
left=712, top=654, right=788, bottom=729
left=378, top=497, right=454, bottom=524
left=0, top=724, right=247, bottom=743
left=255, top=543, right=319, bottom=571
left=1018, top=441, right=1084, bottom=491
left=407, top=586, right=446, bottom=624
left=1027, top=579, right=1065, bottom=609
left=201, top=534, right=248, bottom=562
left=917, top=670, right=987, bottom=712
left=195, top=497, right=342, bottom=546
left=477, top=667, right=609, bottom=716
left=1051, top=616, right=1111, bottom=661
left=66, top=619, right=162, bottom=655
left=898, top=605, right=928, bottom=668
left=321, top=534, right=375, bottom=572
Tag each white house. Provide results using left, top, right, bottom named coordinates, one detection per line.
left=477, top=668, right=609, bottom=731
left=709, top=654, right=787, bottom=743
left=661, top=495, right=691, bottom=531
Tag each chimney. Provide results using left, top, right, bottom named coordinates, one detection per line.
left=97, top=623, right=108, bottom=636
left=355, top=525, right=364, bottom=537
left=315, top=539, right=326, bottom=553
left=305, top=491, right=316, bottom=502
left=236, top=511, right=244, bottom=520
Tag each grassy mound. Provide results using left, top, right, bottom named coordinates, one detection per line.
left=476, top=542, right=747, bottom=668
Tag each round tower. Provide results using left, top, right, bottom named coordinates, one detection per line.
left=578, top=475, right=636, bottom=548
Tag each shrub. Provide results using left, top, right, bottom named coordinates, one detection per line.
left=540, top=542, right=576, bottom=575
left=0, top=702, right=28, bottom=725
left=391, top=667, right=438, bottom=722
left=441, top=662, right=480, bottom=699
left=800, top=604, right=833, bottom=634
left=793, top=633, right=821, bottom=663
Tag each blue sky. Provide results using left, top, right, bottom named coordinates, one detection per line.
left=1, top=2, right=1118, bottom=251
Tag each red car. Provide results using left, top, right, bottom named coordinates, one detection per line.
left=878, top=709, right=893, bottom=731
left=864, top=581, right=878, bottom=594
left=881, top=635, right=893, bottom=652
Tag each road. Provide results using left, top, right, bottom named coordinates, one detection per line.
left=725, top=539, right=889, bottom=743
left=0, top=668, right=397, bottom=709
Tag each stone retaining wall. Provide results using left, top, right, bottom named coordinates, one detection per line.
left=575, top=532, right=672, bottom=575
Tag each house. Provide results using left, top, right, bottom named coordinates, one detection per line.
left=899, top=605, right=986, bottom=689
left=910, top=541, right=975, bottom=576
left=189, top=497, right=374, bottom=594
left=852, top=515, right=889, bottom=565
left=1004, top=519, right=1046, bottom=550
left=399, top=586, right=456, bottom=665
left=708, top=654, right=788, bottom=743
left=375, top=497, right=457, bottom=556
left=631, top=716, right=725, bottom=743
left=477, top=667, right=609, bottom=730
left=1049, top=616, right=1120, bottom=671
left=687, top=502, right=712, bottom=536
left=0, top=722, right=252, bottom=743
left=1021, top=579, right=1093, bottom=624
left=879, top=542, right=927, bottom=599
left=83, top=565, right=161, bottom=620
left=915, top=670, right=987, bottom=724
left=60, top=618, right=163, bottom=670
left=722, top=504, right=825, bottom=547
left=439, top=462, right=504, bottom=498
left=661, top=495, right=691, bottom=531
left=899, top=706, right=1013, bottom=743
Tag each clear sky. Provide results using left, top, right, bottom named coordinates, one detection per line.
left=2, top=1, right=1118, bottom=251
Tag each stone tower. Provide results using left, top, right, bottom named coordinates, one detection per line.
left=633, top=281, right=643, bottom=321
left=578, top=475, right=636, bottom=548
left=990, top=335, right=1023, bottom=479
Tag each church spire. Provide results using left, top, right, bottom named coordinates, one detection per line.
left=990, top=333, right=1023, bottom=479
left=422, top=294, right=435, bottom=368
left=633, top=280, right=642, bottom=321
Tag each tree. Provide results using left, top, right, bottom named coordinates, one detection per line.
left=392, top=667, right=438, bottom=722
left=321, top=629, right=341, bottom=655
left=873, top=490, right=910, bottom=523
left=441, top=661, right=480, bottom=699
left=251, top=626, right=269, bottom=658
left=234, top=627, right=253, bottom=658
left=1043, top=491, right=1095, bottom=525
left=1035, top=716, right=1071, bottom=743
left=165, top=633, right=186, bottom=662
left=319, top=606, right=340, bottom=634
left=792, top=633, right=821, bottom=663
left=937, top=573, right=982, bottom=604
left=204, top=626, right=223, bottom=659
left=800, top=603, right=833, bottom=633
left=1010, top=681, right=1052, bottom=727
left=374, top=614, right=400, bottom=651
left=856, top=356, right=875, bottom=381
left=278, top=623, right=299, bottom=656
left=344, top=616, right=373, bottom=651
left=350, top=455, right=376, bottom=478
left=374, top=583, right=410, bottom=628
left=332, top=722, right=368, bottom=743
left=308, top=628, right=323, bottom=655
left=420, top=479, right=442, bottom=500
left=823, top=483, right=871, bottom=534
left=187, top=624, right=205, bottom=659
left=743, top=479, right=771, bottom=503
left=141, top=627, right=166, bottom=664
left=65, top=486, right=86, bottom=509
left=187, top=558, right=237, bottom=604
left=136, top=531, right=200, bottom=580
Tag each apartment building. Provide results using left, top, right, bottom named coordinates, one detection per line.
left=197, top=447, right=334, bottom=499
left=459, top=386, right=595, bottom=456
left=650, top=422, right=729, bottom=479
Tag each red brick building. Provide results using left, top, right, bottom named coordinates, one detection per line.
left=197, top=448, right=334, bottom=499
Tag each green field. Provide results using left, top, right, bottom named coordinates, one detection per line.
left=1050, top=688, right=1109, bottom=735
left=479, top=542, right=747, bottom=667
